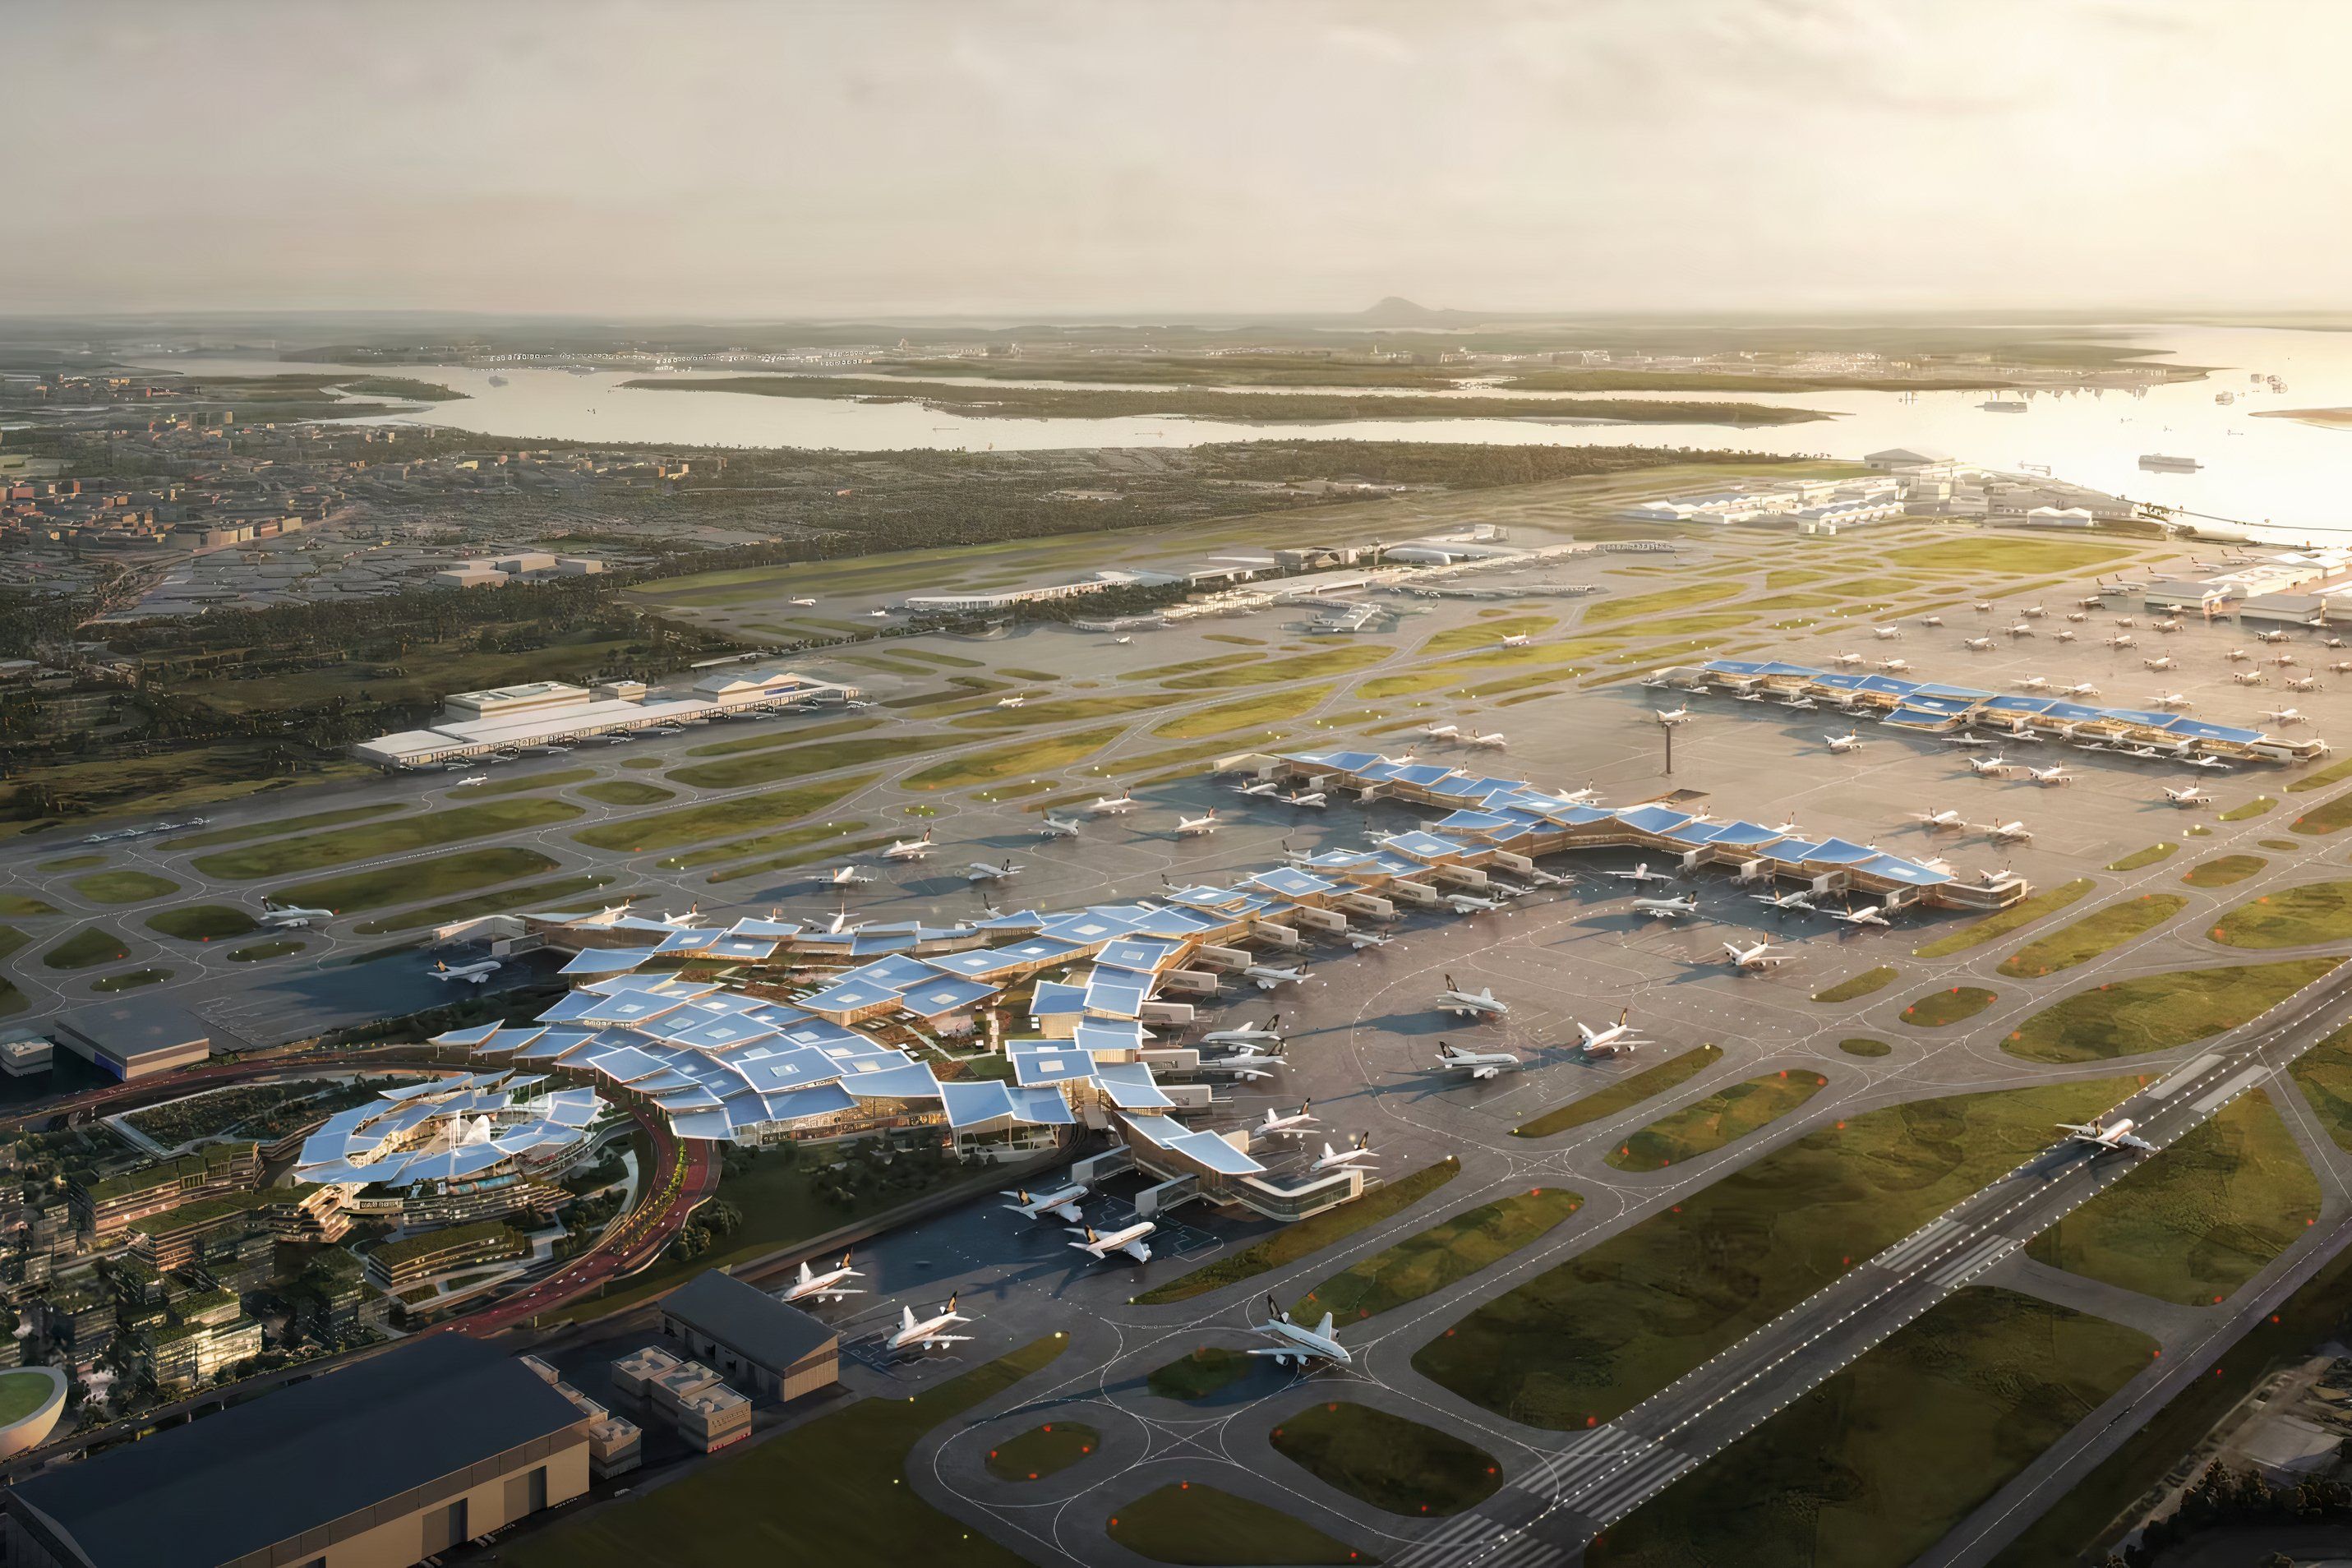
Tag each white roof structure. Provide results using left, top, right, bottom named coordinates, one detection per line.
left=291, top=1072, right=609, bottom=1189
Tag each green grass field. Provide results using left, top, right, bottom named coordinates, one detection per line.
left=1584, top=581, right=1745, bottom=625
left=1151, top=684, right=1337, bottom=740
left=228, top=939, right=304, bottom=962
left=1415, top=1076, right=2141, bottom=1430
left=985, top=1422, right=1099, bottom=1482
left=144, top=905, right=260, bottom=942
left=0, top=1370, right=56, bottom=1426
left=577, top=779, right=675, bottom=806
left=906, top=728, right=1123, bottom=790
left=92, top=968, right=168, bottom=992
left=0, top=927, right=25, bottom=964
left=1607, top=1073, right=1828, bottom=1169
left=2106, top=842, right=2179, bottom=871
left=274, top=846, right=560, bottom=914
left=1421, top=615, right=1556, bottom=655
left=2292, top=789, right=2352, bottom=835
left=668, top=736, right=913, bottom=790
left=2219, top=796, right=2278, bottom=822
left=194, top=798, right=581, bottom=880
left=1135, top=1160, right=1460, bottom=1305
left=1884, top=537, right=2134, bottom=574
left=948, top=693, right=1183, bottom=731
left=682, top=717, right=877, bottom=759
left=1911, top=879, right=2093, bottom=958
left=2183, top=855, right=2267, bottom=888
left=1900, top=986, right=1997, bottom=1026
left=2288, top=1021, right=2352, bottom=1154
left=1812, top=966, right=1898, bottom=1003
left=1270, top=1404, right=1502, bottom=1518
left=352, top=873, right=620, bottom=934
left=2289, top=756, right=2352, bottom=794
left=2004, top=959, right=2340, bottom=1063
left=1109, top=1483, right=1370, bottom=1566
left=44, top=929, right=136, bottom=970
left=463, top=766, right=595, bottom=796
left=1585, top=1288, right=2153, bottom=1568
left=2026, top=1089, right=2317, bottom=1305
left=1995, top=895, right=2184, bottom=977
left=69, top=870, right=178, bottom=905
left=1146, top=1346, right=1256, bottom=1403
left=2211, top=879, right=2352, bottom=948
left=499, top=1335, right=1066, bottom=1568
left=1513, top=1046, right=1723, bottom=1139
left=574, top=776, right=873, bottom=851
left=1157, top=646, right=1391, bottom=692
left=0, top=895, right=59, bottom=917
left=164, top=803, right=405, bottom=849
left=1839, top=1038, right=1892, bottom=1057
left=1289, top=1188, right=1582, bottom=1323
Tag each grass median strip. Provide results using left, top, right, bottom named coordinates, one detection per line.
left=1134, top=1159, right=1460, bottom=1305
left=574, top=775, right=872, bottom=851
left=1151, top=684, right=1338, bottom=740
left=1997, top=894, right=2186, bottom=976
left=2183, top=854, right=2267, bottom=888
left=2004, top=958, right=2340, bottom=1063
left=2211, top=879, right=2352, bottom=947
left=1606, top=1072, right=1828, bottom=1169
left=70, top=870, right=179, bottom=905
left=1289, top=1188, right=1582, bottom=1323
left=1513, top=1045, right=1722, bottom=1139
left=985, top=1422, right=1099, bottom=1483
left=1812, top=966, right=1898, bottom=1003
left=145, top=905, right=260, bottom=942
left=45, top=929, right=136, bottom=970
left=195, top=798, right=581, bottom=879
left=2107, top=842, right=2180, bottom=871
left=462, top=767, right=594, bottom=796
left=353, top=873, right=620, bottom=934
left=1108, top=1483, right=1370, bottom=1566
left=906, top=727, right=1124, bottom=790
left=1159, top=645, right=1391, bottom=691
left=1912, top=878, right=2093, bottom=957
left=2294, top=788, right=2352, bottom=834
left=1270, top=1404, right=1503, bottom=1519
left=680, top=716, right=877, bottom=758
left=275, top=846, right=560, bottom=914
left=668, top=736, right=907, bottom=789
left=164, top=803, right=404, bottom=849
left=1417, top=1075, right=2142, bottom=1430
left=577, top=780, right=674, bottom=806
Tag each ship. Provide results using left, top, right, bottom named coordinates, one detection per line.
left=2139, top=454, right=2203, bottom=473
left=2215, top=390, right=2234, bottom=404
left=1979, top=398, right=2029, bottom=413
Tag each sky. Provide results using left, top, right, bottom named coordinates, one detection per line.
left=8, top=0, right=2350, bottom=319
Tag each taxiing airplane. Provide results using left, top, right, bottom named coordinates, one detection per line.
left=2162, top=785, right=2213, bottom=807
left=1967, top=753, right=2010, bottom=776
left=2143, top=654, right=2176, bottom=671
left=1878, top=657, right=1912, bottom=673
left=1038, top=814, right=1085, bottom=837
left=1465, top=731, right=1508, bottom=749
left=1831, top=651, right=1865, bottom=667
left=2005, top=622, right=2036, bottom=639
left=1630, top=891, right=1700, bottom=920
left=1421, top=722, right=1461, bottom=741
left=1246, top=962, right=1307, bottom=991
left=2255, top=629, right=2293, bottom=644
left=1824, top=731, right=1863, bottom=754
left=1575, top=1008, right=1646, bottom=1055
left=830, top=865, right=877, bottom=886
left=1962, top=636, right=1995, bottom=652
left=1499, top=632, right=1533, bottom=648
left=1980, top=819, right=2035, bottom=842
left=1751, top=888, right=1819, bottom=914
left=1429, top=1040, right=1521, bottom=1080
left=890, top=1297, right=974, bottom=1352
left=2151, top=691, right=2191, bottom=708
left=1175, top=809, right=1220, bottom=837
left=2225, top=648, right=2253, bottom=662
left=2263, top=708, right=2308, bottom=726
left=431, top=959, right=501, bottom=985
left=2053, top=629, right=2078, bottom=643
left=259, top=902, right=333, bottom=928
left=2056, top=1118, right=2156, bottom=1155
left=788, top=596, right=817, bottom=606
left=968, top=860, right=1023, bottom=882
left=1252, top=1296, right=1350, bottom=1367
left=1259, top=1102, right=1321, bottom=1137
left=1942, top=732, right=1998, bottom=748
left=1722, top=939, right=1791, bottom=971
left=2013, top=676, right=2052, bottom=693
left=1437, top=975, right=1508, bottom=1018
left=782, top=1252, right=865, bottom=1304
left=2187, top=754, right=2233, bottom=771
left=1915, top=807, right=1963, bottom=828
left=996, top=695, right=1026, bottom=708
left=1831, top=903, right=1893, bottom=928
left=1003, top=1183, right=1090, bottom=1223
left=2061, top=682, right=2101, bottom=698
left=1086, top=791, right=1138, bottom=815
left=453, top=773, right=489, bottom=787
left=1872, top=625, right=1902, bottom=640
left=1069, top=1222, right=1155, bottom=1264
left=2026, top=764, right=2071, bottom=786
left=1655, top=704, right=1691, bottom=726
left=883, top=831, right=935, bottom=860
left=1310, top=1136, right=1378, bottom=1174
left=1607, top=861, right=1675, bottom=886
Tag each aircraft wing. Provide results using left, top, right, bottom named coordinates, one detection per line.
left=2116, top=1132, right=2157, bottom=1151
left=1119, top=1239, right=1152, bottom=1263
left=1048, top=1201, right=1084, bottom=1224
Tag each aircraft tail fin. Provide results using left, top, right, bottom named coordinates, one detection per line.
left=1314, top=1312, right=1335, bottom=1340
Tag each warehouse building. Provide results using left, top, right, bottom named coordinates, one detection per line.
left=48, top=998, right=219, bottom=1081
left=657, top=1269, right=841, bottom=1404
left=354, top=668, right=859, bottom=768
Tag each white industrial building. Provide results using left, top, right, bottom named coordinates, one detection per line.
left=354, top=668, right=858, bottom=768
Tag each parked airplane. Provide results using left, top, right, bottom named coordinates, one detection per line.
left=1069, top=1221, right=1156, bottom=1264
left=258, top=902, right=333, bottom=928
left=1942, top=732, right=1997, bottom=748
left=2143, top=654, right=2176, bottom=671
left=1251, top=1296, right=1351, bottom=1367
left=1310, top=1136, right=1378, bottom=1174
left=431, top=959, right=501, bottom=985
left=1630, top=891, right=1700, bottom=920
left=1831, top=903, right=1893, bottom=927
left=1175, top=810, right=1220, bottom=837
left=2225, top=648, right=2254, bottom=662
left=453, top=773, right=489, bottom=787
left=2187, top=754, right=2233, bottom=771
left=1751, top=888, right=1819, bottom=914
left=1246, top=962, right=1307, bottom=990
left=1608, top=861, right=1675, bottom=885
left=2163, top=785, right=2213, bottom=806
left=2287, top=675, right=2320, bottom=692
left=1086, top=792, right=1139, bottom=815
left=2053, top=630, right=2078, bottom=643
left=1831, top=651, right=1865, bottom=667
left=2005, top=622, right=2036, bottom=639
left=1421, top=722, right=1461, bottom=741
left=1655, top=704, right=1691, bottom=726
left=2272, top=653, right=2300, bottom=668
left=1444, top=891, right=1506, bottom=914
left=1436, top=975, right=1508, bottom=1018
left=830, top=865, right=877, bottom=886
left=2263, top=708, right=2308, bottom=726
left=1921, top=615, right=1944, bottom=627
left=1499, top=633, right=1533, bottom=648
left=1429, top=1040, right=1522, bottom=1080
left=788, top=597, right=817, bottom=606
left=2233, top=669, right=2268, bottom=685
left=1285, top=790, right=1328, bottom=808
left=2064, top=611, right=2090, bottom=624
left=2056, top=1118, right=2156, bottom=1155
left=1039, top=814, right=1085, bottom=837
left=1967, top=753, right=2010, bottom=776
left=996, top=695, right=1026, bottom=708
left=1915, top=807, right=1963, bottom=828
left=2020, top=603, right=2048, bottom=619
left=1258, top=1102, right=1321, bottom=1137
left=2108, top=634, right=2136, bottom=648
left=968, top=860, right=1024, bottom=882
left=2026, top=764, right=2072, bottom=786
left=1344, top=929, right=1395, bottom=950
left=1824, top=732, right=1863, bottom=754
left=2061, top=682, right=2101, bottom=698
left=1872, top=625, right=1902, bottom=640
left=1575, top=1008, right=1646, bottom=1055
left=1981, top=819, right=2035, bottom=842
left=1231, top=778, right=1280, bottom=797
left=1722, top=939, right=1792, bottom=971
left=1201, top=1016, right=1283, bottom=1047
left=825, top=911, right=866, bottom=935
left=883, top=831, right=935, bottom=860
left=889, top=1296, right=974, bottom=1352
left=2013, top=676, right=2052, bottom=693
left=2255, top=629, right=2293, bottom=643
left=1878, top=657, right=1913, bottom=673
left=1003, top=1183, right=1089, bottom=1223
left=782, top=1252, right=865, bottom=1304
left=867, top=608, right=889, bottom=619
left=2151, top=691, right=2191, bottom=708
left=1465, top=731, right=1508, bottom=749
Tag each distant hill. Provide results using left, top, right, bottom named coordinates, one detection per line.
left=1356, top=296, right=1464, bottom=326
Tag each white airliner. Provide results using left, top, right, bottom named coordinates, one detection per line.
left=1251, top=1295, right=1350, bottom=1367
left=996, top=694, right=1026, bottom=708
left=1259, top=1102, right=1321, bottom=1137
left=1832, top=903, right=1893, bottom=928
left=2155, top=616, right=2184, bottom=632
left=2233, top=669, right=2267, bottom=685
left=1607, top=861, right=1674, bottom=885
left=2026, top=764, right=2071, bottom=786
left=431, top=959, right=500, bottom=984
left=1962, top=637, right=1994, bottom=652
left=1967, top=753, right=2010, bottom=776
left=1872, top=625, right=1902, bottom=640
left=2005, top=622, right=2035, bottom=639
left=1429, top=1040, right=1521, bottom=1080
left=1630, top=892, right=1699, bottom=920
left=1751, top=888, right=1818, bottom=914
left=2285, top=675, right=2319, bottom=692
left=1444, top=891, right=1505, bottom=914
left=1246, top=962, right=1307, bottom=991
left=967, top=860, right=1023, bottom=882
left=1069, top=1221, right=1155, bottom=1264
left=1575, top=1008, right=1645, bottom=1055
left=1003, top=1183, right=1089, bottom=1223
left=782, top=1252, right=865, bottom=1304
left=825, top=911, right=865, bottom=935
left=2225, top=648, right=2253, bottom=662
left=867, top=608, right=889, bottom=619
left=2056, top=1118, right=2156, bottom=1154
left=1086, top=792, right=1138, bottom=815
left=1039, top=814, right=1084, bottom=838
left=2163, top=784, right=2212, bottom=806
left=259, top=902, right=333, bottom=928
left=1824, top=732, right=1863, bottom=754
left=1981, top=819, right=2035, bottom=842
left=2272, top=653, right=2300, bottom=668
left=1286, top=790, right=1327, bottom=809
left=890, top=1296, right=974, bottom=1352
left=1437, top=975, right=1508, bottom=1018
left=2053, top=629, right=2078, bottom=643
left=1465, top=731, right=1508, bottom=749
left=2151, top=691, right=2191, bottom=708
left=830, top=865, right=876, bottom=886
left=1831, top=651, right=1865, bottom=667
left=788, top=597, right=816, bottom=606
left=2065, top=611, right=2090, bottom=623
left=2108, top=633, right=2136, bottom=648
left=2061, top=682, right=2101, bottom=698
left=2188, top=754, right=2232, bottom=772
left=1877, top=657, right=1912, bottom=673
left=1722, top=939, right=1791, bottom=971
left=454, top=774, right=489, bottom=787
left=1310, top=1136, right=1377, bottom=1174
left=1232, top=778, right=1280, bottom=797
left=2332, top=662, right=2352, bottom=676
left=1921, top=615, right=1944, bottom=627
left=1655, top=705, right=1690, bottom=726
left=1344, top=929, right=1394, bottom=950
left=2263, top=708, right=2308, bottom=726
left=1421, top=722, right=1461, bottom=741
left=1499, top=632, right=1533, bottom=648
left=1942, top=732, right=1997, bottom=748
left=1915, top=807, right=1963, bottom=828
left=2255, top=629, right=2293, bottom=643
left=883, top=831, right=935, bottom=860
left=2143, top=655, right=2176, bottom=671
left=1201, top=1015, right=1283, bottom=1047
left=2013, top=676, right=2052, bottom=693
left=1175, top=809, right=1220, bottom=837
